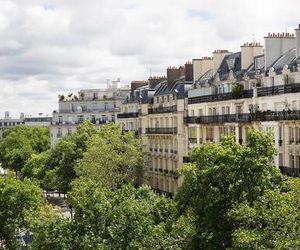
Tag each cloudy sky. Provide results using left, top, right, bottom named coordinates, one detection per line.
left=0, top=0, right=299, bottom=117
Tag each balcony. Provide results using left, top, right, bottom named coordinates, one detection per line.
left=117, top=112, right=139, bottom=119
left=51, top=119, right=110, bottom=126
left=185, top=110, right=300, bottom=124
left=257, top=83, right=300, bottom=97
left=188, top=90, right=253, bottom=105
left=58, top=107, right=120, bottom=113
left=148, top=105, right=177, bottom=114
left=183, top=156, right=190, bottom=163
left=279, top=166, right=300, bottom=177
left=145, top=127, right=177, bottom=134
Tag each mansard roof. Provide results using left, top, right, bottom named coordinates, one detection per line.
left=154, top=78, right=192, bottom=98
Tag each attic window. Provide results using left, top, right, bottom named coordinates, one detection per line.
left=226, top=58, right=236, bottom=70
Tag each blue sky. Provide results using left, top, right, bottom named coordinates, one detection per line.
left=0, top=0, right=299, bottom=117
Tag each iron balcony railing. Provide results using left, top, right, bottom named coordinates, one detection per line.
left=148, top=105, right=177, bottom=114
left=145, top=127, right=177, bottom=134
left=51, top=119, right=110, bottom=125
left=117, top=112, right=139, bottom=119
left=187, top=83, right=300, bottom=105
left=257, top=82, right=300, bottom=97
left=188, top=90, right=253, bottom=104
left=279, top=166, right=300, bottom=177
left=185, top=110, right=300, bottom=124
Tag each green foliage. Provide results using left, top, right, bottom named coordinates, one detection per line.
left=29, top=206, right=71, bottom=250
left=0, top=176, right=44, bottom=249
left=231, top=82, right=244, bottom=94
left=22, top=151, right=51, bottom=188
left=67, top=180, right=187, bottom=249
left=76, top=123, right=147, bottom=188
left=229, top=178, right=300, bottom=249
left=176, top=129, right=283, bottom=249
left=0, top=125, right=50, bottom=174
left=47, top=120, right=97, bottom=193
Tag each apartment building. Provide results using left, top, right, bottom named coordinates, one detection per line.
left=186, top=25, right=300, bottom=177
left=0, top=112, right=24, bottom=138
left=117, top=65, right=193, bottom=195
left=50, top=79, right=130, bottom=145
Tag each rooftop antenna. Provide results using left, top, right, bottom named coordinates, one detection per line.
left=252, top=33, right=255, bottom=42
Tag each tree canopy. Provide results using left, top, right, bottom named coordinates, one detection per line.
left=0, top=176, right=44, bottom=249
left=76, top=123, right=147, bottom=188
left=0, top=125, right=50, bottom=174
left=176, top=129, right=284, bottom=249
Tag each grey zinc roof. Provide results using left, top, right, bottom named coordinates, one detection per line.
left=217, top=52, right=242, bottom=81
left=154, top=79, right=193, bottom=98
left=270, top=48, right=296, bottom=73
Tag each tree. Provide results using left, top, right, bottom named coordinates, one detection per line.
left=176, top=129, right=283, bottom=249
left=47, top=120, right=97, bottom=193
left=229, top=178, right=300, bottom=249
left=29, top=206, right=71, bottom=250
left=76, top=123, right=148, bottom=188
left=0, top=177, right=44, bottom=249
left=21, top=151, right=51, bottom=189
left=0, top=125, right=50, bottom=175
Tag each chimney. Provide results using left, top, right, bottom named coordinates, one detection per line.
left=240, top=42, right=264, bottom=70
left=4, top=111, right=9, bottom=119
left=167, top=66, right=180, bottom=86
left=213, top=50, right=230, bottom=74
left=131, top=81, right=148, bottom=93
left=295, top=24, right=300, bottom=58
left=193, top=57, right=213, bottom=83
left=148, top=76, right=167, bottom=89
left=264, top=31, right=295, bottom=68
left=185, top=61, right=193, bottom=81
left=179, top=65, right=185, bottom=77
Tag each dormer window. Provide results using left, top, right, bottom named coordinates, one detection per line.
left=226, top=58, right=236, bottom=70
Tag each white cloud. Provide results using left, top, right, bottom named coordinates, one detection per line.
left=0, top=0, right=300, bottom=117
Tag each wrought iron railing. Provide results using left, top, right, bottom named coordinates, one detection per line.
left=145, top=127, right=177, bottom=134
left=185, top=110, right=300, bottom=124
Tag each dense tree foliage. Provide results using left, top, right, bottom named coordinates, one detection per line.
left=229, top=178, right=300, bottom=249
left=76, top=123, right=147, bottom=188
left=2, top=125, right=300, bottom=250
left=46, top=121, right=97, bottom=193
left=176, top=129, right=284, bottom=249
left=0, top=177, right=44, bottom=249
left=0, top=125, right=50, bottom=174
left=31, top=179, right=194, bottom=249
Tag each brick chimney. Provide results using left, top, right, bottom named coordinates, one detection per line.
left=148, top=76, right=167, bottom=89
left=213, top=50, right=230, bottom=74
left=185, top=61, right=193, bottom=81
left=193, top=56, right=213, bottom=83
left=240, top=42, right=264, bottom=70
left=295, top=24, right=300, bottom=58
left=264, top=31, right=295, bottom=68
left=167, top=66, right=180, bottom=86
left=131, top=81, right=148, bottom=93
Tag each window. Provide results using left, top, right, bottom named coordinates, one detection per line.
left=58, top=116, right=63, bottom=123
left=226, top=106, right=230, bottom=114
left=93, top=92, right=98, bottom=100
left=57, top=128, right=62, bottom=138
left=78, top=115, right=84, bottom=123
left=92, top=103, right=97, bottom=112
left=104, top=103, right=109, bottom=111
left=198, top=109, right=203, bottom=116
left=67, top=127, right=72, bottom=135
left=190, top=110, right=194, bottom=116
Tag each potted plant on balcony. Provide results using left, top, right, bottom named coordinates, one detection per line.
left=232, top=82, right=244, bottom=98
left=58, top=94, right=65, bottom=102
left=79, top=92, right=85, bottom=100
